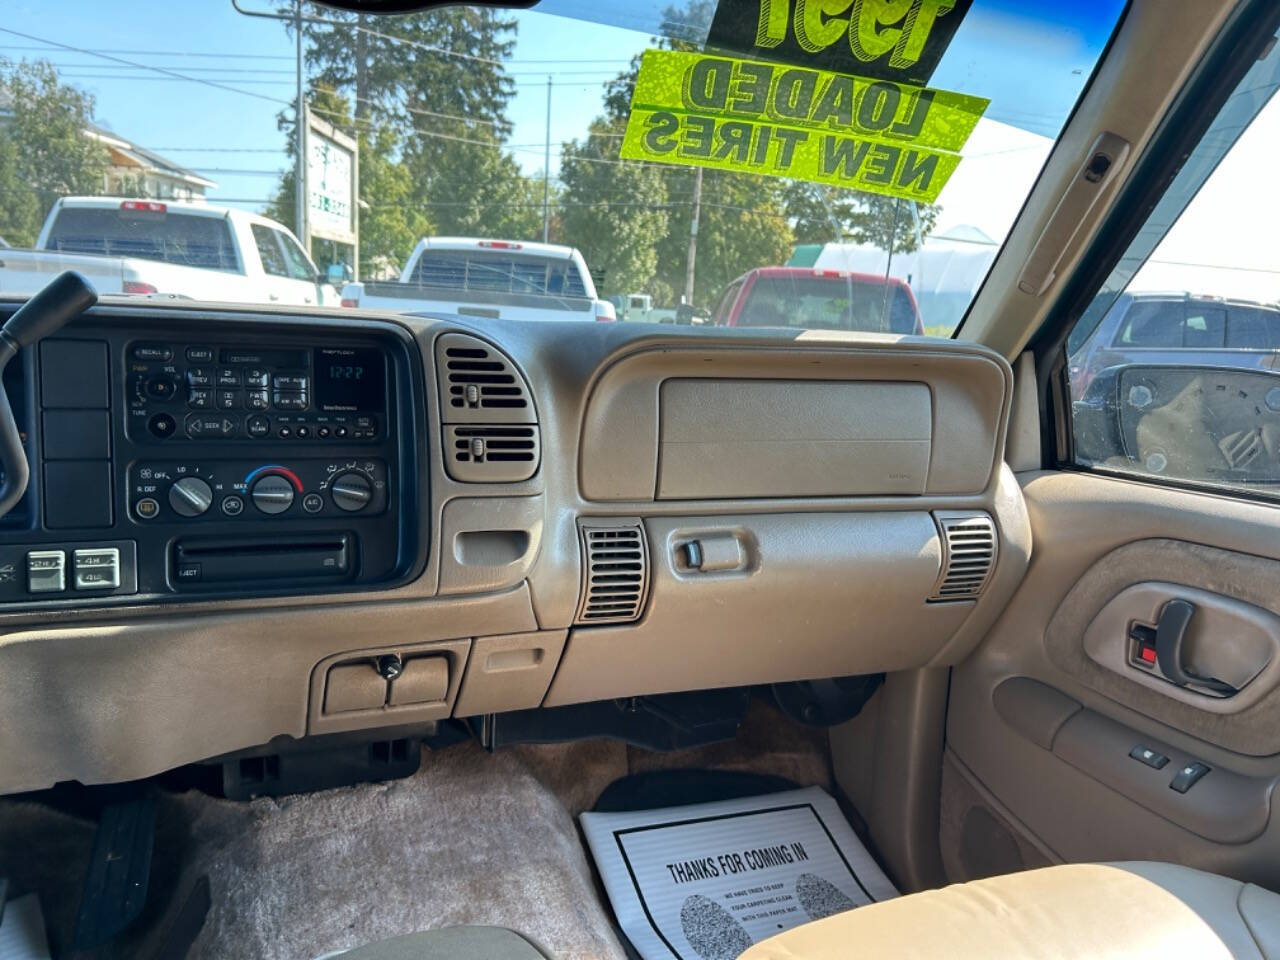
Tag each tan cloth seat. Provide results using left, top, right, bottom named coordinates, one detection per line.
left=332, top=925, right=550, bottom=960
left=743, top=862, right=1280, bottom=959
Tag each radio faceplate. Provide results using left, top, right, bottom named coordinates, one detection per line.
left=0, top=310, right=422, bottom=607
left=126, top=341, right=387, bottom=444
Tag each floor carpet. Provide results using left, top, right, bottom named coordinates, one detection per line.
left=0, top=699, right=832, bottom=960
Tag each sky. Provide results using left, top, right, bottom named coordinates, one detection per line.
left=0, top=0, right=1125, bottom=245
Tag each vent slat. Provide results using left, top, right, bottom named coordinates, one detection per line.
left=578, top=522, right=647, bottom=624
left=930, top=514, right=996, bottom=602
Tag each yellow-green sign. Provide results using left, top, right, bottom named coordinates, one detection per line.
left=620, top=48, right=988, bottom=203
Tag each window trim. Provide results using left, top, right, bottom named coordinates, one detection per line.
left=1029, top=0, right=1280, bottom=501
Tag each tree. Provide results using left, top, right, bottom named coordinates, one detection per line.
left=0, top=59, right=107, bottom=246
left=597, top=14, right=795, bottom=307
left=784, top=182, right=940, bottom=252
left=559, top=121, right=670, bottom=298
left=292, top=6, right=538, bottom=242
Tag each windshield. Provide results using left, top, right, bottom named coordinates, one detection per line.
left=0, top=0, right=1126, bottom=333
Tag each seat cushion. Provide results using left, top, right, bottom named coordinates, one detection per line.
left=333, top=925, right=550, bottom=960
left=741, top=862, right=1280, bottom=959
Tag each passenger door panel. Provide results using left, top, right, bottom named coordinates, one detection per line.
left=945, top=470, right=1280, bottom=891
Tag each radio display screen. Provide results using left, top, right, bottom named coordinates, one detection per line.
left=314, top=347, right=386, bottom=412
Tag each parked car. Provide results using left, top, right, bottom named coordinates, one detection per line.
left=1068, top=291, right=1280, bottom=399
left=712, top=266, right=924, bottom=334
left=0, top=197, right=337, bottom=306
left=340, top=237, right=616, bottom=322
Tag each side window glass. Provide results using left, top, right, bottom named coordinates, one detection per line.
left=1067, top=33, right=1280, bottom=496
left=251, top=224, right=287, bottom=278
left=276, top=230, right=317, bottom=282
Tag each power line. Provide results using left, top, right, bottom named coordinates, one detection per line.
left=0, top=27, right=293, bottom=107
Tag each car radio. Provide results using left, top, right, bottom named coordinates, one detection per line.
left=127, top=341, right=387, bottom=444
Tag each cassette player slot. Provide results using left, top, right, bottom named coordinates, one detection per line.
left=173, top=534, right=352, bottom=586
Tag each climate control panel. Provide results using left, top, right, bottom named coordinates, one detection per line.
left=129, top=459, right=389, bottom=523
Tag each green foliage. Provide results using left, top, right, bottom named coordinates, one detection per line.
left=559, top=121, right=670, bottom=298
left=785, top=182, right=940, bottom=253
left=0, top=59, right=107, bottom=246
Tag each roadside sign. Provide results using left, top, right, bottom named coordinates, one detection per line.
left=306, top=109, right=358, bottom=247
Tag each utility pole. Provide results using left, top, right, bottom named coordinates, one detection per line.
left=542, top=75, right=552, bottom=243
left=683, top=166, right=703, bottom=305
left=294, top=0, right=309, bottom=252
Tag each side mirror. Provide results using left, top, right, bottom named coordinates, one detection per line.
left=326, top=263, right=352, bottom=285
left=1075, top=363, right=1280, bottom=485
left=676, top=304, right=711, bottom=326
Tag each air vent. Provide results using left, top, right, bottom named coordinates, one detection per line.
left=444, top=425, right=540, bottom=483
left=930, top=513, right=997, bottom=601
left=576, top=520, right=649, bottom=625
left=1219, top=429, right=1262, bottom=470
left=435, top=332, right=535, bottom=424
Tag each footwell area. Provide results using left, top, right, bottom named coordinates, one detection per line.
left=0, top=700, right=832, bottom=960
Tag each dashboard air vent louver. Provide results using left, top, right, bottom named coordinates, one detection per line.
left=930, top=513, right=997, bottom=602
left=445, top=424, right=540, bottom=483
left=436, top=332, right=539, bottom=483
left=435, top=332, right=535, bottom=422
left=576, top=520, right=649, bottom=625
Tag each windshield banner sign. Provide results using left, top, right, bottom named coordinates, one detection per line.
left=706, top=0, right=973, bottom=86
left=620, top=49, right=987, bottom=203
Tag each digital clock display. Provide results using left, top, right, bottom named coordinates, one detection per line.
left=314, top=347, right=385, bottom=411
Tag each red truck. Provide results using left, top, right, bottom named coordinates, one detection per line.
left=712, top=266, right=924, bottom=335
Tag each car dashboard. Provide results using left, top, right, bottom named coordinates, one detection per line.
left=0, top=302, right=1029, bottom=795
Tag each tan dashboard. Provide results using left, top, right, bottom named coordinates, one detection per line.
left=0, top=307, right=1029, bottom=794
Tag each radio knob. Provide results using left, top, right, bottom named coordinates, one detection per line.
left=168, top=476, right=213, bottom=517
left=331, top=472, right=373, bottom=512
left=251, top=474, right=295, bottom=514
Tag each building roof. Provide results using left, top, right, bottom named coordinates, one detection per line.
left=85, top=124, right=217, bottom=191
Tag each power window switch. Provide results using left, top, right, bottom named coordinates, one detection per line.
left=27, top=550, right=66, bottom=593
left=1170, top=761, right=1211, bottom=794
left=74, top=548, right=120, bottom=590
left=1129, top=745, right=1169, bottom=770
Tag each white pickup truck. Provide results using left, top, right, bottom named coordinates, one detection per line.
left=339, top=237, right=615, bottom=322
left=0, top=197, right=337, bottom=306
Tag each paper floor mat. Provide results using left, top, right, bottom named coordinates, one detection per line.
left=581, top=786, right=898, bottom=960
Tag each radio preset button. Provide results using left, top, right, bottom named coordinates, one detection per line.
left=186, top=368, right=212, bottom=388
left=245, top=389, right=269, bottom=411
left=251, top=474, right=295, bottom=514
left=216, top=368, right=241, bottom=387
left=217, top=390, right=241, bottom=410
left=188, top=387, right=213, bottom=410
left=243, top=368, right=270, bottom=389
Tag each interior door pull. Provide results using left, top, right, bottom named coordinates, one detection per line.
left=1155, top=599, right=1237, bottom=696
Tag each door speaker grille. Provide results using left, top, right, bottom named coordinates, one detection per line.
left=931, top=513, right=997, bottom=601
left=576, top=521, right=648, bottom=624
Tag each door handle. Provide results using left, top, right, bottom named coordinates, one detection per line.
left=1154, top=599, right=1238, bottom=696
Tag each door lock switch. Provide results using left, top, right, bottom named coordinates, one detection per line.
left=1170, top=761, right=1211, bottom=794
left=1129, top=745, right=1169, bottom=770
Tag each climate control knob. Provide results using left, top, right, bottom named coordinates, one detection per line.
left=168, top=476, right=213, bottom=517
left=330, top=472, right=373, bottom=512
left=251, top=474, right=295, bottom=514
